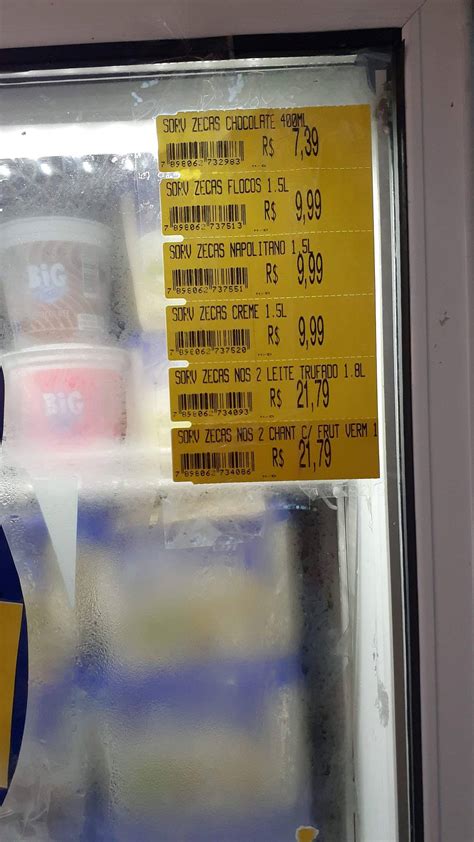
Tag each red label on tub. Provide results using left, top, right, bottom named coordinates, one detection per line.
left=16, top=367, right=125, bottom=445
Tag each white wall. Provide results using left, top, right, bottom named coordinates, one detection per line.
left=0, top=0, right=421, bottom=49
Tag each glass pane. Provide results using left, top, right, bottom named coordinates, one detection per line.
left=0, top=50, right=406, bottom=842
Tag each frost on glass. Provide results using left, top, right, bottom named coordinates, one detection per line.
left=0, top=56, right=397, bottom=842
left=0, top=485, right=352, bottom=842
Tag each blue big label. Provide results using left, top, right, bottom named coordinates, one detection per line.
left=27, top=262, right=68, bottom=303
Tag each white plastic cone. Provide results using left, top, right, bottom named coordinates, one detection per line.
left=33, top=475, right=79, bottom=606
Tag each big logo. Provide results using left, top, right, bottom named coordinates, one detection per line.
left=42, top=390, right=84, bottom=429
left=27, top=262, right=68, bottom=303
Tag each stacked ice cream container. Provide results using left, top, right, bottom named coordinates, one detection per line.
left=0, top=213, right=130, bottom=457
left=75, top=493, right=311, bottom=842
left=0, top=151, right=173, bottom=460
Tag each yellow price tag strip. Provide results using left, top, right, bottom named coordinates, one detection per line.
left=166, top=295, right=376, bottom=362
left=163, top=231, right=375, bottom=299
left=156, top=105, right=372, bottom=172
left=157, top=103, right=380, bottom=483
left=169, top=357, right=377, bottom=423
left=0, top=601, right=23, bottom=789
left=172, top=418, right=379, bottom=484
left=161, top=168, right=373, bottom=237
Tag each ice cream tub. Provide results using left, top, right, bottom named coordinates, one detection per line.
left=99, top=678, right=307, bottom=833
left=2, top=344, right=129, bottom=450
left=80, top=550, right=300, bottom=673
left=0, top=216, right=112, bottom=346
left=107, top=804, right=313, bottom=842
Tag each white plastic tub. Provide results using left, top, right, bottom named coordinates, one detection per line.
left=2, top=344, right=129, bottom=450
left=0, top=217, right=113, bottom=347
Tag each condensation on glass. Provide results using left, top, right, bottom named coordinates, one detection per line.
left=0, top=52, right=406, bottom=842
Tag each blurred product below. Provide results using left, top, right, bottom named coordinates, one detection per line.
left=73, top=498, right=312, bottom=842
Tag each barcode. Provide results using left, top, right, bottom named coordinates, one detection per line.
left=169, top=203, right=247, bottom=230
left=180, top=450, right=256, bottom=473
left=171, top=266, right=248, bottom=292
left=81, top=256, right=100, bottom=297
left=165, top=140, right=245, bottom=166
left=175, top=328, right=251, bottom=354
left=178, top=391, right=253, bottom=415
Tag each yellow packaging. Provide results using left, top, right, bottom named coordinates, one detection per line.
left=0, top=601, right=23, bottom=788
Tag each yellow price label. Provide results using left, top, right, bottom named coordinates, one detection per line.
left=163, top=231, right=375, bottom=299
left=161, top=168, right=373, bottom=238
left=158, top=103, right=379, bottom=483
left=0, top=601, right=23, bottom=789
left=169, top=357, right=377, bottom=422
left=172, top=419, right=379, bottom=484
left=166, top=295, right=376, bottom=362
left=156, top=105, right=372, bottom=172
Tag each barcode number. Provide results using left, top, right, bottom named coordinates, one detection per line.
left=174, top=328, right=251, bottom=356
left=165, top=140, right=245, bottom=167
left=171, top=266, right=248, bottom=293
left=168, top=203, right=247, bottom=232
left=177, top=390, right=253, bottom=417
left=180, top=450, right=256, bottom=476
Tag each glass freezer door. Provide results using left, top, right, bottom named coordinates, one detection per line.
left=0, top=44, right=411, bottom=842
